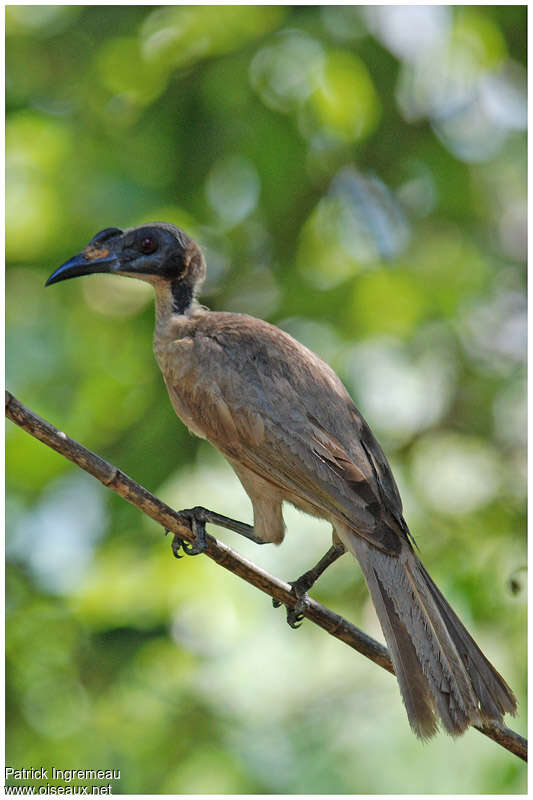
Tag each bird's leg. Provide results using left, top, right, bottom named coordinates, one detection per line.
left=170, top=505, right=268, bottom=556
left=182, top=505, right=270, bottom=544
left=274, top=542, right=346, bottom=628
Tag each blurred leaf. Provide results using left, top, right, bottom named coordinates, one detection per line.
left=309, top=50, right=381, bottom=142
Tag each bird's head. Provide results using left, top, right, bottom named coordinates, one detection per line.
left=45, top=222, right=206, bottom=314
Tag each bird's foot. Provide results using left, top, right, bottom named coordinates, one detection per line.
left=165, top=511, right=208, bottom=558
left=272, top=543, right=345, bottom=627
left=273, top=574, right=313, bottom=629
left=175, top=505, right=264, bottom=545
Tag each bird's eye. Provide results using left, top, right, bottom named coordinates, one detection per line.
left=140, top=236, right=157, bottom=254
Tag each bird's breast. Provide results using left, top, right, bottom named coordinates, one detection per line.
left=153, top=320, right=207, bottom=439
left=152, top=326, right=245, bottom=450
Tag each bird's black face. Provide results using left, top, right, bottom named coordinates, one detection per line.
left=46, top=222, right=206, bottom=314
left=45, top=223, right=192, bottom=286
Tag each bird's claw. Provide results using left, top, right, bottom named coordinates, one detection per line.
left=171, top=534, right=205, bottom=557
left=286, top=598, right=308, bottom=628
left=273, top=578, right=311, bottom=629
left=165, top=512, right=208, bottom=558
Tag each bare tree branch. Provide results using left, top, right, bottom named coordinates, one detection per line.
left=5, top=390, right=527, bottom=763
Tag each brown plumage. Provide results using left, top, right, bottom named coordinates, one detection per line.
left=46, top=222, right=517, bottom=739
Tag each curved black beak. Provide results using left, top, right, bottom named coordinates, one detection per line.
left=45, top=248, right=119, bottom=287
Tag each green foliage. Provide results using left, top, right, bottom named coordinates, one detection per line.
left=6, top=6, right=526, bottom=794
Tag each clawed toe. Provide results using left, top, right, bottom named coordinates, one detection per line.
left=286, top=596, right=308, bottom=628
left=165, top=510, right=208, bottom=558
left=272, top=546, right=345, bottom=628
left=273, top=581, right=310, bottom=628
left=171, top=534, right=205, bottom=557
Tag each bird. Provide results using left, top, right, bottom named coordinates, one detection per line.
left=46, top=221, right=517, bottom=740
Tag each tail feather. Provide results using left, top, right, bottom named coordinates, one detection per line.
left=339, top=530, right=516, bottom=738
left=417, top=562, right=517, bottom=721
left=371, top=567, right=438, bottom=738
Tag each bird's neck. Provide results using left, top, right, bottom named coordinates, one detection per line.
left=152, top=278, right=203, bottom=338
left=171, top=277, right=194, bottom=314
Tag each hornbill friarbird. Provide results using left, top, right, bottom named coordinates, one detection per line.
left=46, top=222, right=517, bottom=739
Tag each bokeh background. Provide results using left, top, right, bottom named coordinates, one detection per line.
left=6, top=5, right=526, bottom=794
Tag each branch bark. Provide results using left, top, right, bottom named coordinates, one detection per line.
left=5, top=390, right=527, bottom=763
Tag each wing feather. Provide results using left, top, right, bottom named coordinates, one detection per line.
left=168, top=313, right=407, bottom=554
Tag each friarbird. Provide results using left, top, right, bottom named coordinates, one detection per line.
left=46, top=223, right=517, bottom=739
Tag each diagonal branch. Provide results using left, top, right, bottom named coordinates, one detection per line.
left=5, top=390, right=527, bottom=763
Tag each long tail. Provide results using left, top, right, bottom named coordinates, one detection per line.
left=338, top=532, right=517, bottom=739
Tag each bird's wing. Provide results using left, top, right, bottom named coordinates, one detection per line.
left=166, top=313, right=408, bottom=555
